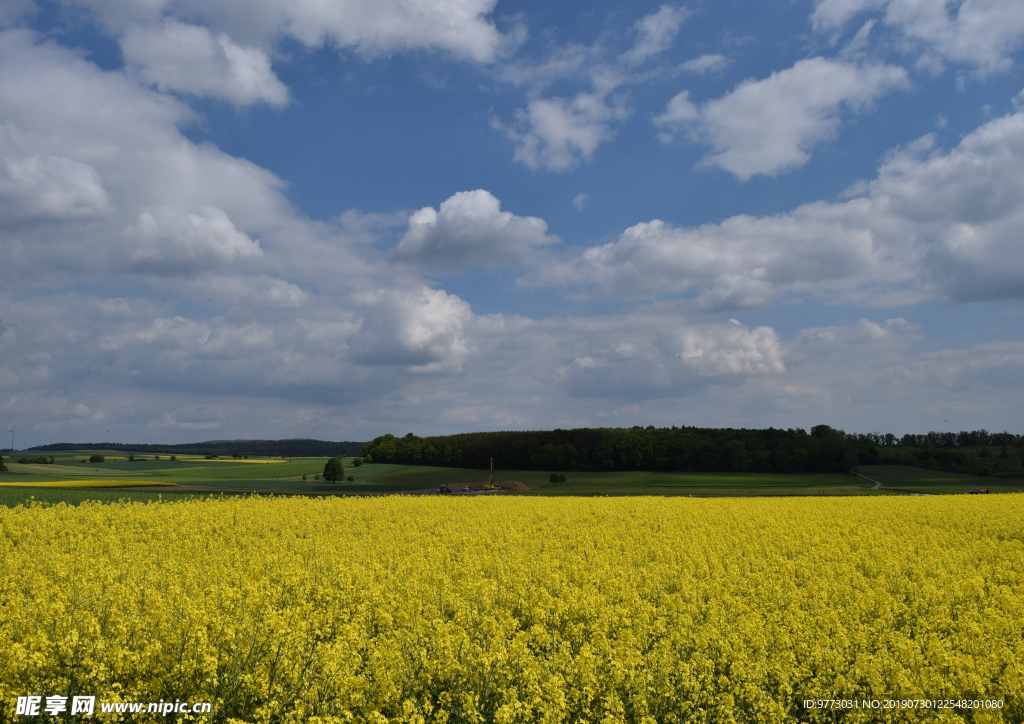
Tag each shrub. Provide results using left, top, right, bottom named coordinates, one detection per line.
left=302, top=474, right=307, bottom=481
left=170, top=455, right=177, bottom=461
left=352, top=457, right=363, bottom=467
left=128, top=455, right=135, bottom=462
left=89, top=454, right=105, bottom=463
left=347, top=475, right=355, bottom=482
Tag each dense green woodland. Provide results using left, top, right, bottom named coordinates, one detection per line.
left=360, top=427, right=1024, bottom=477
left=28, top=439, right=364, bottom=457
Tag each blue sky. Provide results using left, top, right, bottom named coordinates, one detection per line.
left=1, top=0, right=1023, bottom=447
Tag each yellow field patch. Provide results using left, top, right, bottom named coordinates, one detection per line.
left=170, top=456, right=292, bottom=463
left=4, top=463, right=142, bottom=477
left=0, top=495, right=1021, bottom=722
left=0, top=480, right=177, bottom=488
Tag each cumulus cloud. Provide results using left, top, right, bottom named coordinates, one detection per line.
left=530, top=202, right=913, bottom=309
left=562, top=317, right=784, bottom=399
left=393, top=189, right=558, bottom=268
left=0, top=149, right=110, bottom=225
left=121, top=21, right=289, bottom=107
left=496, top=92, right=631, bottom=171
left=655, top=58, right=909, bottom=179
left=351, top=287, right=473, bottom=372
left=536, top=95, right=1024, bottom=308
left=125, top=206, right=263, bottom=274
left=811, top=0, right=1024, bottom=74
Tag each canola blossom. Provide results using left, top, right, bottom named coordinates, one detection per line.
left=1, top=496, right=1022, bottom=723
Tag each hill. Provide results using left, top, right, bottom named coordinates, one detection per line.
left=28, top=438, right=366, bottom=458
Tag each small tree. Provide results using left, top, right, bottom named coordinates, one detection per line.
left=302, top=474, right=307, bottom=481
left=128, top=454, right=135, bottom=462
left=89, top=454, right=105, bottom=463
left=170, top=455, right=177, bottom=461
left=549, top=473, right=566, bottom=486
left=0, top=455, right=6, bottom=472
left=323, top=456, right=344, bottom=482
left=352, top=457, right=363, bottom=467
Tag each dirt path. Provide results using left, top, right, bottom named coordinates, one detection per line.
left=856, top=472, right=883, bottom=489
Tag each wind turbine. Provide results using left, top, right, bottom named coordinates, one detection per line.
left=7, top=425, right=14, bottom=453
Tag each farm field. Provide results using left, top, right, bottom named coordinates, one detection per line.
left=2, top=451, right=1022, bottom=506
left=859, top=465, right=1024, bottom=494
left=1, top=494, right=1021, bottom=723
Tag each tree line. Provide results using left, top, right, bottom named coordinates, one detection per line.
left=28, top=439, right=366, bottom=457
left=360, top=426, right=1024, bottom=477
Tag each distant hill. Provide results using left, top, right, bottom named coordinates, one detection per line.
left=29, top=439, right=366, bottom=457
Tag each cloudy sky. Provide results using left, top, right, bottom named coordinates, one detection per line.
left=1, top=0, right=1023, bottom=447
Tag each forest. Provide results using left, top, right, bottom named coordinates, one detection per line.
left=359, top=426, right=1024, bottom=477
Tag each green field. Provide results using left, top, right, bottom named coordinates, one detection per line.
left=3, top=451, right=1022, bottom=507
left=858, top=465, right=1024, bottom=494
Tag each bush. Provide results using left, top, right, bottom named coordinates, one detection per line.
left=352, top=457, right=363, bottom=467
left=89, top=454, right=105, bottom=463
left=347, top=475, right=355, bottom=482
left=302, top=474, right=307, bottom=481
left=128, top=455, right=135, bottom=462
left=170, top=455, right=177, bottom=461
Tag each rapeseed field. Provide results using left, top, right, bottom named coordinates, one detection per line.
left=1, top=496, right=1021, bottom=723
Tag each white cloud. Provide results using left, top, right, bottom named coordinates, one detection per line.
left=62, top=0, right=506, bottom=62
left=655, top=58, right=909, bottom=179
left=496, top=5, right=685, bottom=172
left=393, top=189, right=558, bottom=268
left=121, top=21, right=289, bottom=107
left=812, top=0, right=1024, bottom=74
left=350, top=287, right=473, bottom=373
left=573, top=193, right=588, bottom=210
left=4, top=12, right=1024, bottom=444
left=0, top=146, right=111, bottom=225
left=497, top=92, right=631, bottom=172
left=536, top=95, right=1024, bottom=308
left=620, top=5, right=688, bottom=66
left=680, top=53, right=730, bottom=74
left=530, top=202, right=913, bottom=309
left=552, top=314, right=785, bottom=400
left=125, top=206, right=263, bottom=274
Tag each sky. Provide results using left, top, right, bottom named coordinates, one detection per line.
left=1, top=0, right=1023, bottom=448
